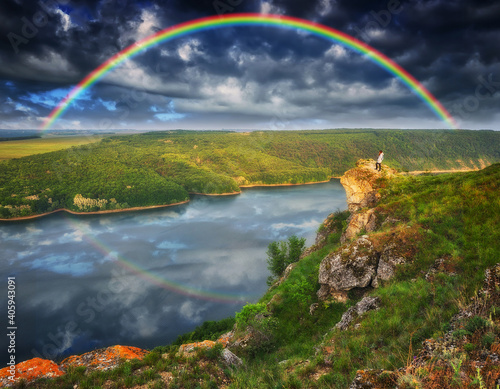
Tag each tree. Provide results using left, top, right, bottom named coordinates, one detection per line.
left=266, top=235, right=306, bottom=286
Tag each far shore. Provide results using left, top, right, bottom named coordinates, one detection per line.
left=0, top=169, right=480, bottom=222
left=0, top=200, right=190, bottom=222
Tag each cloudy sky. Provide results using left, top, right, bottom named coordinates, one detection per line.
left=0, top=0, right=499, bottom=131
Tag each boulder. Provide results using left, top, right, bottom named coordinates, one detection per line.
left=221, top=349, right=243, bottom=367
left=0, top=358, right=64, bottom=387
left=318, top=236, right=378, bottom=301
left=60, top=345, right=148, bottom=372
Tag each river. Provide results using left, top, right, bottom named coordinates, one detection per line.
left=0, top=180, right=346, bottom=364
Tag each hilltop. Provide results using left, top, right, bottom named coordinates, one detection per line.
left=2, top=159, right=499, bottom=388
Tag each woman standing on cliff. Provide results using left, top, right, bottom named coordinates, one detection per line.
left=375, top=150, right=384, bottom=171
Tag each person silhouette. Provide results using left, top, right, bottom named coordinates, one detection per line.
left=375, top=150, right=384, bottom=171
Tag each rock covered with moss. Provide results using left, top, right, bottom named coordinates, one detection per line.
left=317, top=236, right=379, bottom=301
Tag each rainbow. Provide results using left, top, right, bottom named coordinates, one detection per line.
left=40, top=13, right=458, bottom=130
left=64, top=215, right=254, bottom=303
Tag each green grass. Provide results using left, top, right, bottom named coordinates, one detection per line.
left=0, top=136, right=105, bottom=160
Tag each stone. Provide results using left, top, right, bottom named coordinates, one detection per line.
left=335, top=296, right=381, bottom=331
left=309, top=303, right=319, bottom=315
left=221, top=349, right=243, bottom=367
left=372, top=243, right=407, bottom=288
left=0, top=358, right=64, bottom=387
left=318, top=236, right=378, bottom=301
left=341, top=208, right=378, bottom=243
left=217, top=331, right=234, bottom=347
left=349, top=369, right=397, bottom=388
left=178, top=340, right=217, bottom=355
left=60, top=345, right=148, bottom=372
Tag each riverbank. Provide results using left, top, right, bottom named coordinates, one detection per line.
left=0, top=200, right=190, bottom=222
left=0, top=168, right=482, bottom=222
left=239, top=177, right=338, bottom=188
left=0, top=179, right=341, bottom=222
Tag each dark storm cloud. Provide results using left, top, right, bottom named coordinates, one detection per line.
left=0, top=0, right=499, bottom=129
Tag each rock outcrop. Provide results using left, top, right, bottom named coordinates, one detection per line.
left=318, top=236, right=378, bottom=301
left=0, top=345, right=147, bottom=387
left=0, top=333, right=241, bottom=388
left=0, top=358, right=64, bottom=388
left=317, top=160, right=410, bottom=301
left=341, top=208, right=377, bottom=243
left=60, top=345, right=148, bottom=372
left=339, top=159, right=397, bottom=244
left=340, top=159, right=382, bottom=213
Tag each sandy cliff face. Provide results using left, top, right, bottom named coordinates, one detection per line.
left=339, top=159, right=397, bottom=243
left=340, top=159, right=395, bottom=213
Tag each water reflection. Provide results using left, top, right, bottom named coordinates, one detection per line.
left=0, top=181, right=346, bottom=364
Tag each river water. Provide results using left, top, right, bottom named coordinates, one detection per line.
left=0, top=181, right=346, bottom=364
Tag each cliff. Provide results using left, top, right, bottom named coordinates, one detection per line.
left=2, top=161, right=499, bottom=388
left=317, top=159, right=409, bottom=302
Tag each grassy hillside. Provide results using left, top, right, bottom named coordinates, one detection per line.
left=14, top=163, right=500, bottom=388
left=0, top=129, right=498, bottom=219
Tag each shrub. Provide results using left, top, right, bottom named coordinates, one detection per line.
left=481, top=332, right=495, bottom=349
left=235, top=303, right=267, bottom=329
left=266, top=235, right=306, bottom=285
left=465, top=316, right=487, bottom=333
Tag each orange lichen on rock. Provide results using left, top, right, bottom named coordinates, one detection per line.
left=0, top=358, right=64, bottom=387
left=178, top=340, right=217, bottom=355
left=178, top=333, right=234, bottom=356
left=216, top=332, right=233, bottom=347
left=60, top=345, right=148, bottom=372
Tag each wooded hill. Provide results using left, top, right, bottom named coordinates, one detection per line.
left=0, top=129, right=498, bottom=218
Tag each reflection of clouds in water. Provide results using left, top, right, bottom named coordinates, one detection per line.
left=25, top=226, right=43, bottom=234
left=59, top=230, right=84, bottom=243
left=101, top=251, right=119, bottom=263
left=185, top=246, right=268, bottom=293
left=156, top=240, right=187, bottom=250
left=271, top=219, right=321, bottom=231
left=1, top=181, right=347, bottom=362
left=31, top=253, right=93, bottom=276
left=136, top=210, right=183, bottom=227
left=253, top=205, right=263, bottom=215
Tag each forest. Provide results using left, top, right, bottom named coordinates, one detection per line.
left=0, top=128, right=498, bottom=219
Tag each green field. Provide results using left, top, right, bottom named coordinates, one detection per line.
left=0, top=135, right=105, bottom=160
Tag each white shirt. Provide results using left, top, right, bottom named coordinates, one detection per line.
left=377, top=153, right=384, bottom=163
